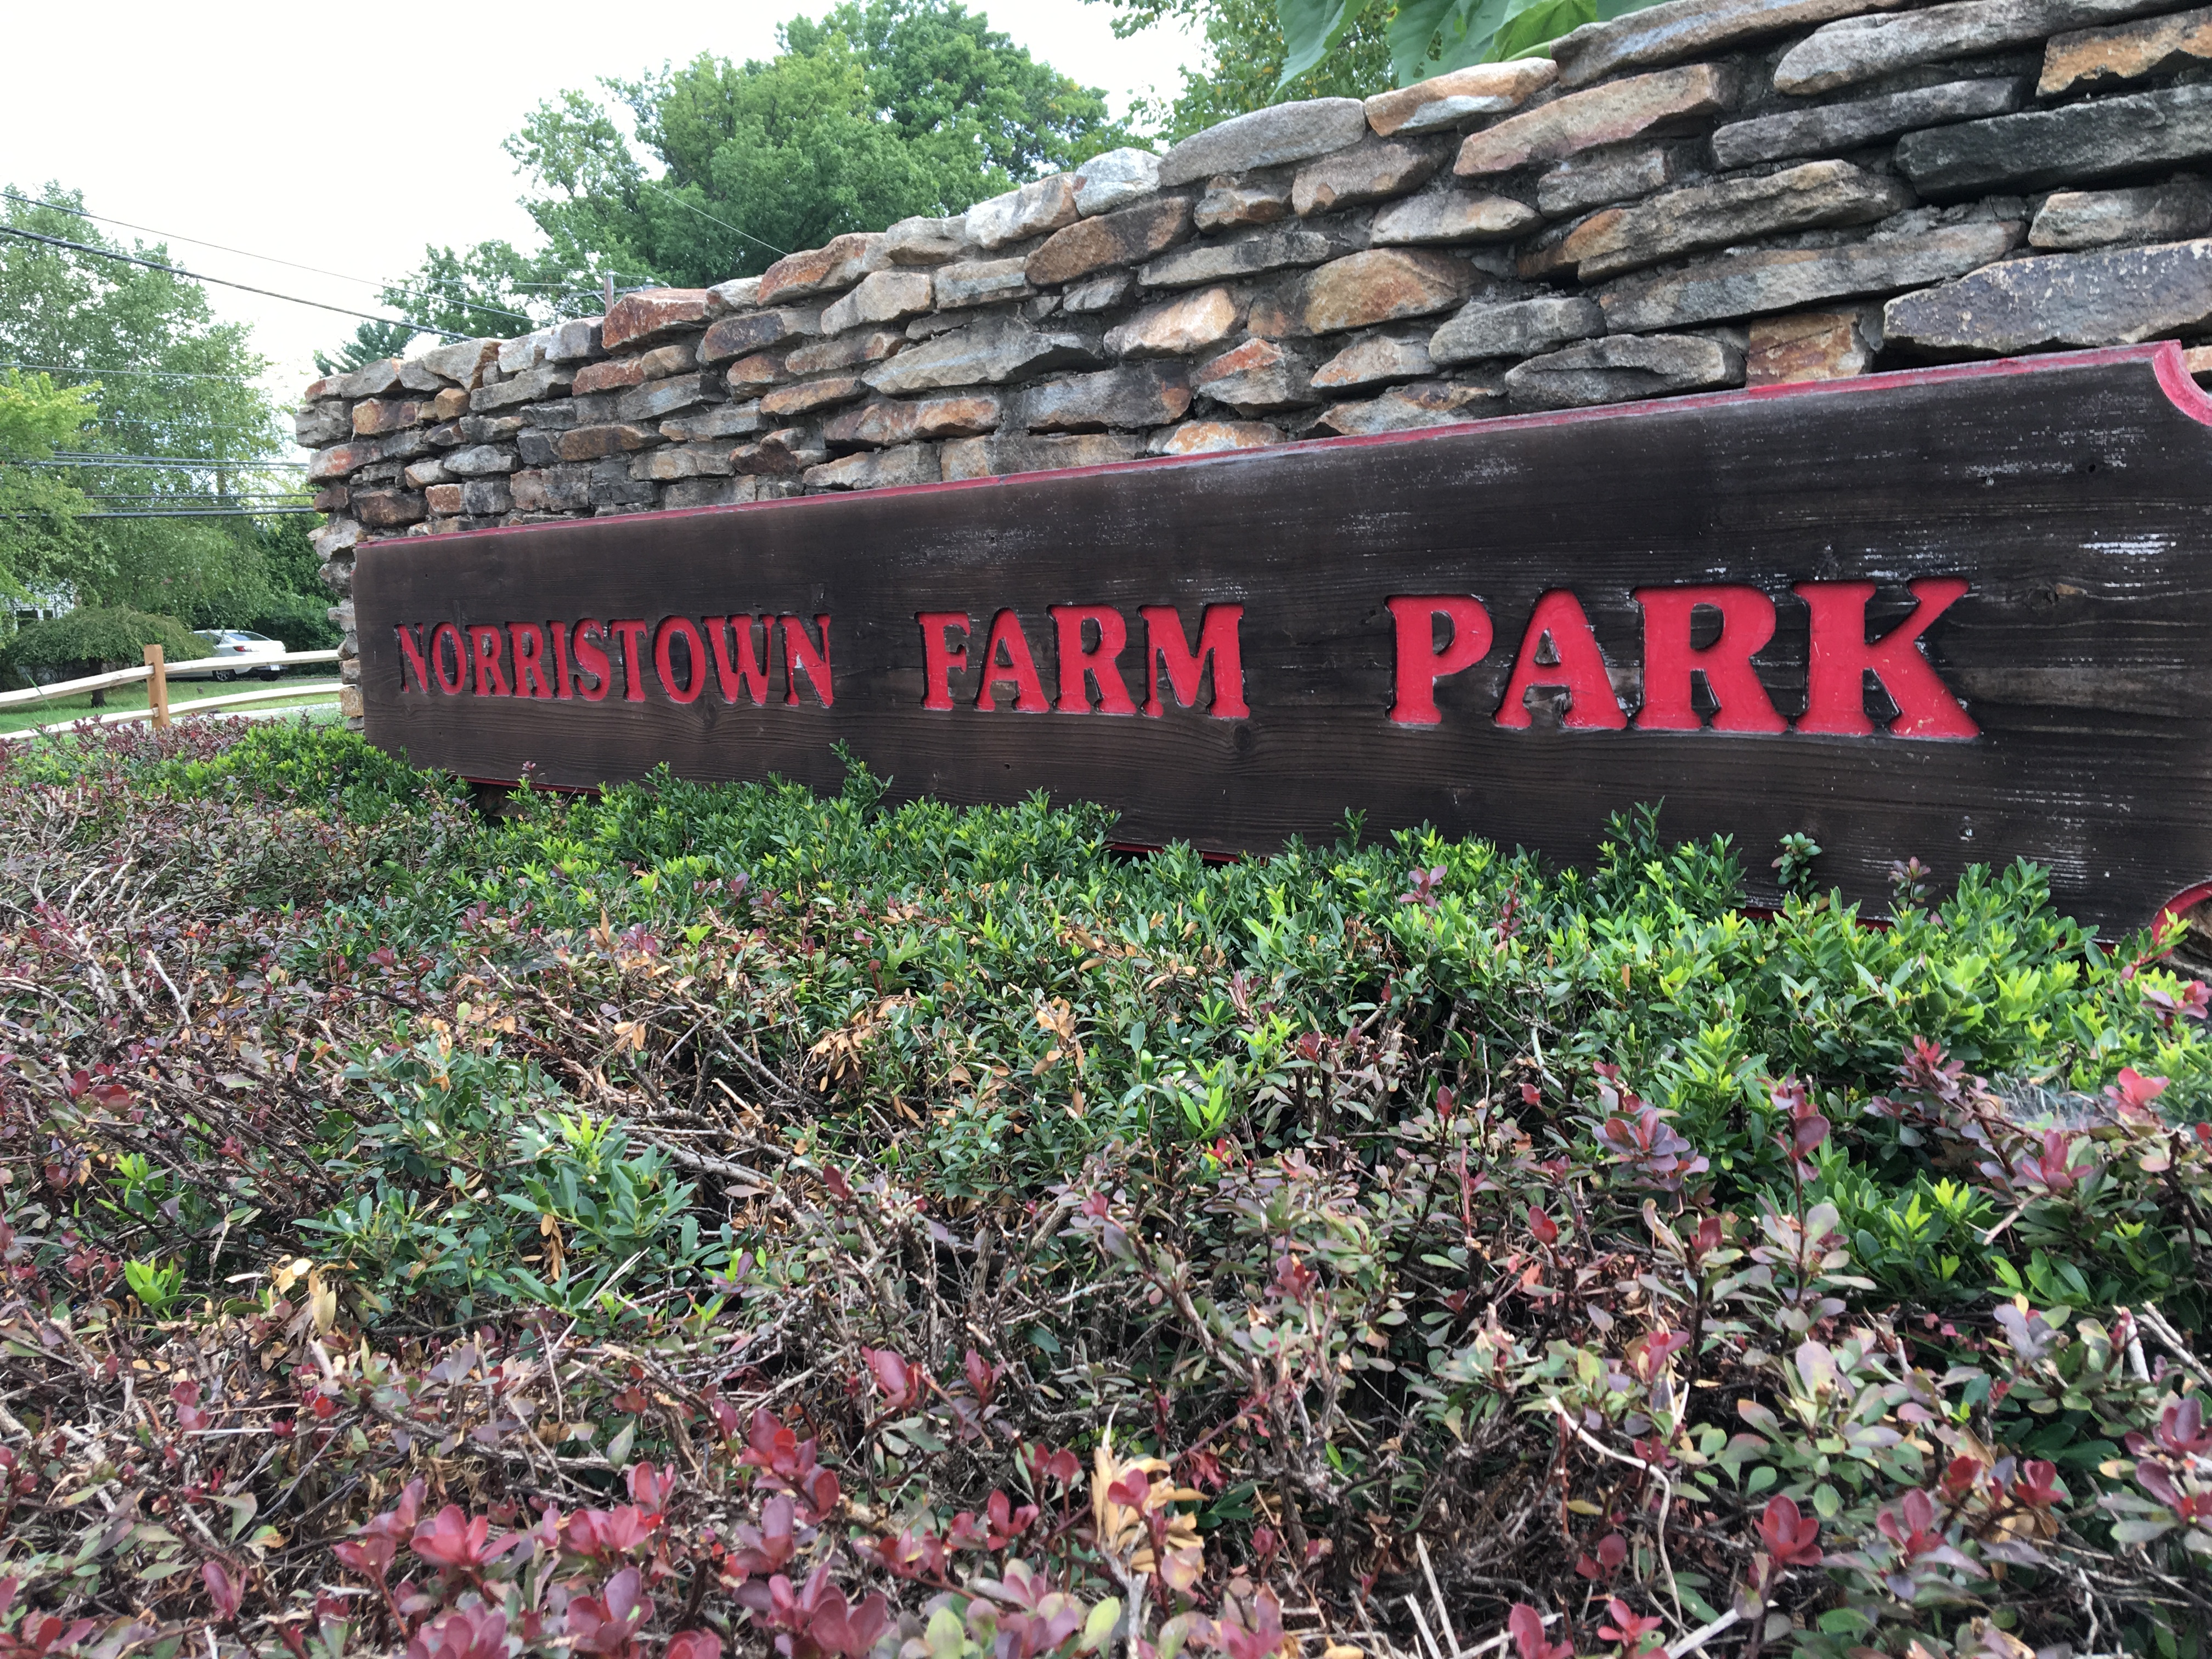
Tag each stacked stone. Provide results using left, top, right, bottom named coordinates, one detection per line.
left=308, top=0, right=2212, bottom=719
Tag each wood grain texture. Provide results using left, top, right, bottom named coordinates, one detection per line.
left=354, top=343, right=2212, bottom=933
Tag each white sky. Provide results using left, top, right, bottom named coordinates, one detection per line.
left=0, top=0, right=1200, bottom=416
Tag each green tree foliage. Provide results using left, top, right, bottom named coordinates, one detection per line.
left=1277, top=0, right=1667, bottom=88
left=0, top=605, right=208, bottom=685
left=1089, top=0, right=1393, bottom=138
left=1, top=186, right=323, bottom=631
left=0, top=368, right=99, bottom=608
left=342, top=0, right=1132, bottom=364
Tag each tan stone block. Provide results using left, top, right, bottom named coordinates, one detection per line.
left=1294, top=141, right=1444, bottom=216
left=1365, top=61, right=1558, bottom=136
left=1370, top=191, right=1541, bottom=246
left=1745, top=309, right=1878, bottom=386
left=1192, top=338, right=1314, bottom=413
left=820, top=269, right=936, bottom=334
left=338, top=685, right=364, bottom=718
left=432, top=387, right=470, bottom=420
left=1195, top=174, right=1293, bottom=232
left=1301, top=250, right=1471, bottom=334
left=556, top=424, right=659, bottom=461
left=1026, top=197, right=1194, bottom=286
left=1154, top=420, right=1281, bottom=455
left=2044, top=6, right=2212, bottom=95
left=574, top=357, right=647, bottom=396
left=761, top=376, right=870, bottom=417
left=804, top=443, right=942, bottom=490
left=1312, top=335, right=1435, bottom=390
left=352, top=399, right=422, bottom=436
left=724, top=353, right=789, bottom=394
left=1455, top=63, right=1734, bottom=177
left=758, top=233, right=889, bottom=304
left=600, top=289, right=711, bottom=351
left=786, top=329, right=908, bottom=376
left=425, top=483, right=464, bottom=516
left=822, top=396, right=1001, bottom=448
left=1103, top=287, right=1242, bottom=358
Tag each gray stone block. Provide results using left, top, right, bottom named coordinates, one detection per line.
left=1157, top=99, right=1370, bottom=188
left=1503, top=334, right=1742, bottom=410
left=1899, top=83, right=2212, bottom=198
left=1711, top=78, right=2027, bottom=171
left=1884, top=235, right=2212, bottom=352
left=1776, top=0, right=2180, bottom=95
left=1597, top=221, right=2017, bottom=330
left=2029, top=177, right=2212, bottom=249
left=1430, top=296, right=1606, bottom=364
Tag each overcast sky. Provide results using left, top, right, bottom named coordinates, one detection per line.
left=1, top=0, right=1200, bottom=411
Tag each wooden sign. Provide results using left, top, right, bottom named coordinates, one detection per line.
left=354, top=342, right=2212, bottom=934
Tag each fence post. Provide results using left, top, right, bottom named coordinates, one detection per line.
left=144, top=645, right=169, bottom=730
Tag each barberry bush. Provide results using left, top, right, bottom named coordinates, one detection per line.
left=4, top=719, right=2212, bottom=1659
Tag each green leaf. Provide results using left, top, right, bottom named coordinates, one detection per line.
left=1277, top=0, right=1375, bottom=89
left=605, top=1420, right=635, bottom=1466
left=926, top=1606, right=968, bottom=1659
left=1079, top=1598, right=1122, bottom=1654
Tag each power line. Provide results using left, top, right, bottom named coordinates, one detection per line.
left=0, top=225, right=469, bottom=341
left=33, top=508, right=318, bottom=520
left=3, top=361, right=266, bottom=383
left=0, top=191, right=541, bottom=326
left=639, top=178, right=788, bottom=259
left=47, top=452, right=308, bottom=468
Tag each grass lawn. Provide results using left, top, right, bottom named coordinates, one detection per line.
left=0, top=668, right=339, bottom=734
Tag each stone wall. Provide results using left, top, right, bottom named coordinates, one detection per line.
left=305, top=0, right=2212, bottom=719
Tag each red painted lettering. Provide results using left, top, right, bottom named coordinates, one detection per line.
left=706, top=615, right=772, bottom=706
left=395, top=624, right=432, bottom=693
left=920, top=613, right=970, bottom=710
left=1494, top=590, right=1627, bottom=730
left=978, top=609, right=1049, bottom=712
left=468, top=624, right=510, bottom=698
left=608, top=619, right=650, bottom=702
left=1632, top=585, right=1785, bottom=733
left=1386, top=595, right=1493, bottom=726
left=573, top=619, right=612, bottom=703
left=654, top=616, right=707, bottom=704
left=1139, top=605, right=1248, bottom=719
left=1794, top=578, right=1977, bottom=740
left=509, top=623, right=554, bottom=699
left=431, top=623, right=467, bottom=695
left=549, top=621, right=574, bottom=699
left=783, top=615, right=834, bottom=708
left=1050, top=605, right=1136, bottom=714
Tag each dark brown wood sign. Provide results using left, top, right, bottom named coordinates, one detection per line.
left=354, top=342, right=2212, bottom=933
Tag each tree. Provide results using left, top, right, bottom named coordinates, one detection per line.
left=0, top=606, right=208, bottom=693
left=342, top=0, right=1133, bottom=363
left=1, top=185, right=315, bottom=630
left=0, top=368, right=99, bottom=612
left=1273, top=0, right=1666, bottom=89
left=1086, top=0, right=1393, bottom=139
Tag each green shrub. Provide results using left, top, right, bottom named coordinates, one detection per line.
left=0, top=603, right=208, bottom=685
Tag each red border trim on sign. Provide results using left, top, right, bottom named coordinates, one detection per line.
left=388, top=341, right=2212, bottom=548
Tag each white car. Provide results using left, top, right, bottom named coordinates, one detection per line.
left=179, top=629, right=288, bottom=681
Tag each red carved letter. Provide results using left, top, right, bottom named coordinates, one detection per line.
left=920, top=613, right=970, bottom=710
left=1494, top=590, right=1627, bottom=730
left=1050, top=605, right=1136, bottom=714
left=549, top=621, right=574, bottom=699
left=1139, top=605, right=1248, bottom=718
left=510, top=623, right=554, bottom=699
left=573, top=619, right=611, bottom=703
left=783, top=615, right=833, bottom=708
left=1386, top=595, right=1493, bottom=726
left=654, top=617, right=707, bottom=704
left=706, top=616, right=772, bottom=706
left=608, top=619, right=649, bottom=702
left=468, top=624, right=510, bottom=698
left=1794, top=578, right=1977, bottom=739
left=396, top=624, right=432, bottom=693
left=431, top=623, right=467, bottom=695
left=1632, top=585, right=1785, bottom=733
left=975, top=610, right=1048, bottom=712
